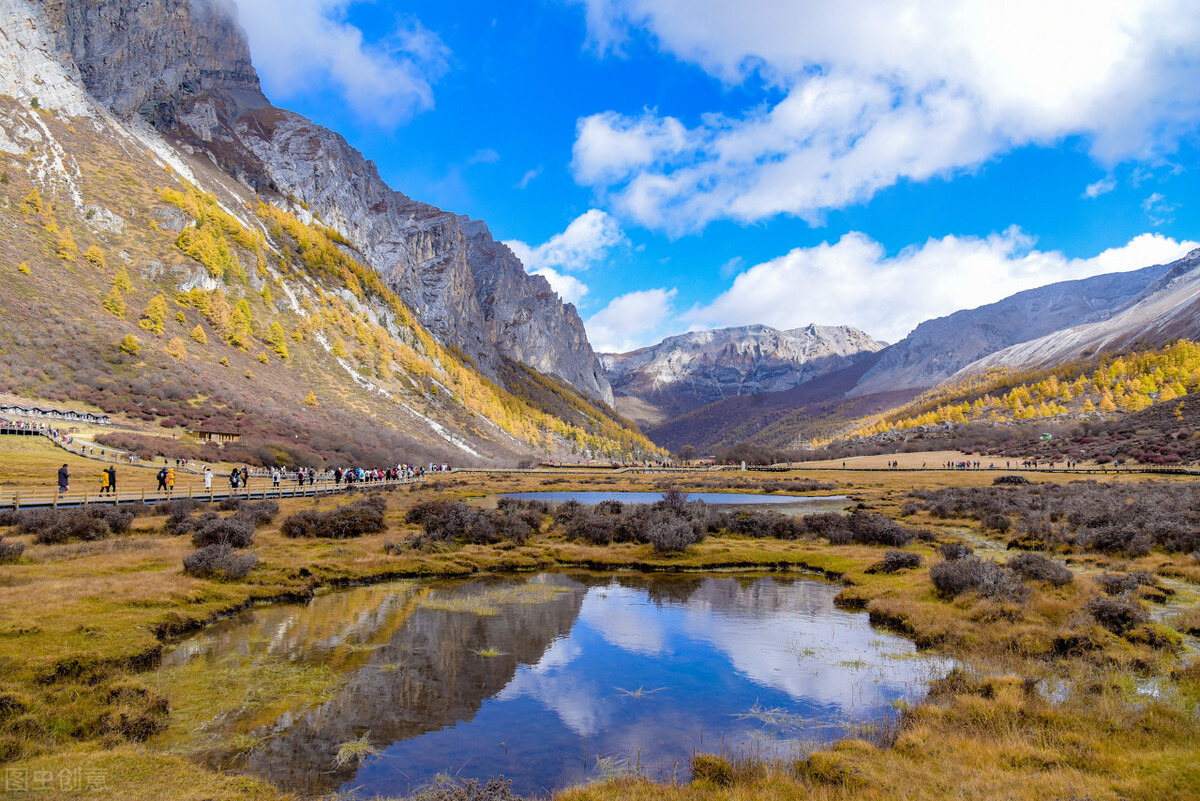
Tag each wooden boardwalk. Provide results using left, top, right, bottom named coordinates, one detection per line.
left=0, top=478, right=418, bottom=511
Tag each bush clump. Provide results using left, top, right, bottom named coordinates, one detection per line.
left=18, top=507, right=135, bottom=544
left=869, top=550, right=923, bottom=573
left=232, top=500, right=279, bottom=528
left=929, top=556, right=1029, bottom=603
left=190, top=517, right=255, bottom=549
left=938, top=542, right=974, bottom=561
left=798, top=511, right=931, bottom=546
left=1095, top=571, right=1156, bottom=596
left=1085, top=594, right=1148, bottom=634
left=0, top=537, right=24, bottom=563
left=182, top=543, right=257, bottom=580
left=1006, top=552, right=1073, bottom=587
left=647, top=518, right=702, bottom=553
left=281, top=496, right=387, bottom=539
left=406, top=776, right=524, bottom=801
left=910, top=480, right=1200, bottom=555
left=405, top=501, right=534, bottom=547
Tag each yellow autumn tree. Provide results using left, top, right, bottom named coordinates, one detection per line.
left=57, top=227, right=77, bottom=261
left=119, top=334, right=140, bottom=356
left=112, top=268, right=133, bottom=293
left=102, top=287, right=125, bottom=318
left=138, top=294, right=168, bottom=334
left=304, top=391, right=318, bottom=407
left=190, top=325, right=207, bottom=344
left=165, top=338, right=187, bottom=359
left=84, top=245, right=106, bottom=269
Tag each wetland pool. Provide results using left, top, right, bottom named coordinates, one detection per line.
left=152, top=572, right=949, bottom=798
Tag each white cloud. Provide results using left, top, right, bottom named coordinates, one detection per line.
left=515, top=167, right=542, bottom=189
left=1142, top=192, right=1178, bottom=226
left=686, top=231, right=1199, bottom=342
left=233, top=0, right=449, bottom=127
left=527, top=266, right=590, bottom=305
left=571, top=0, right=1200, bottom=232
left=504, top=209, right=625, bottom=273
left=1084, top=177, right=1117, bottom=198
left=586, top=287, right=677, bottom=352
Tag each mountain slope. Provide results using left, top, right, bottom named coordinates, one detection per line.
left=638, top=259, right=1182, bottom=453
left=0, top=0, right=655, bottom=466
left=40, top=0, right=613, bottom=406
left=847, top=263, right=1171, bottom=396
left=959, top=248, right=1200, bottom=377
left=602, top=323, right=884, bottom=426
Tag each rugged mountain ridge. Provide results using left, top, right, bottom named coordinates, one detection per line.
left=638, top=259, right=1182, bottom=453
left=960, top=248, right=1200, bottom=376
left=36, top=0, right=613, bottom=405
left=0, top=0, right=655, bottom=465
left=601, top=323, right=883, bottom=426
left=847, top=263, right=1171, bottom=397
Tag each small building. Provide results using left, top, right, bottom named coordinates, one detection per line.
left=190, top=428, right=241, bottom=445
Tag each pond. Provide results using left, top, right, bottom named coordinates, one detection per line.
left=493, top=490, right=849, bottom=514
left=151, top=573, right=949, bottom=798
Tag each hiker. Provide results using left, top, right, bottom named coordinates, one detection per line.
left=156, top=465, right=168, bottom=492
left=106, top=466, right=117, bottom=496
left=166, top=467, right=175, bottom=494
left=334, top=467, right=342, bottom=487
left=229, top=468, right=240, bottom=490
left=99, top=468, right=110, bottom=495
left=57, top=464, right=69, bottom=495
left=241, top=465, right=249, bottom=488
left=203, top=466, right=213, bottom=491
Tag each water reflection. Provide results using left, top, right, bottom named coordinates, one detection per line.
left=152, top=573, right=948, bottom=797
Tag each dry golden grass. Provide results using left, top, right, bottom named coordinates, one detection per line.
left=0, top=458, right=1197, bottom=799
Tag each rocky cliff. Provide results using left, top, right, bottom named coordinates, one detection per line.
left=35, top=0, right=613, bottom=405
left=601, top=323, right=883, bottom=426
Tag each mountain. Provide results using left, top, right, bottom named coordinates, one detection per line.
left=0, top=0, right=655, bottom=465
left=846, top=263, right=1172, bottom=396
left=640, top=260, right=1181, bottom=454
left=959, top=248, right=1200, bottom=377
left=38, top=0, right=612, bottom=407
left=601, top=324, right=884, bottom=427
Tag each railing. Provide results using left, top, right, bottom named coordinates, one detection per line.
left=0, top=476, right=420, bottom=511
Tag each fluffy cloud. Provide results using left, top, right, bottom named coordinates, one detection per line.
left=506, top=210, right=625, bottom=273
left=686, top=231, right=1199, bottom=342
left=585, top=288, right=677, bottom=352
left=1084, top=178, right=1117, bottom=199
left=505, top=210, right=625, bottom=306
left=571, top=0, right=1200, bottom=233
left=232, top=0, right=449, bottom=127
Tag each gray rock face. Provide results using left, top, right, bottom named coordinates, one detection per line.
left=848, top=264, right=1171, bottom=396
left=961, top=248, right=1200, bottom=377
left=602, top=323, right=884, bottom=424
left=42, top=0, right=613, bottom=405
left=45, top=0, right=269, bottom=126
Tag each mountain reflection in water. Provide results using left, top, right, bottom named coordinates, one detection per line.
left=152, top=573, right=948, bottom=797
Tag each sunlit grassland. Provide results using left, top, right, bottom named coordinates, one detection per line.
left=0, top=448, right=1197, bottom=799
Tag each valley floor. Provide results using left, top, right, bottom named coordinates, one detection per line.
left=0, top=442, right=1196, bottom=800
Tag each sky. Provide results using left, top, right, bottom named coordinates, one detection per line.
left=231, top=0, right=1200, bottom=352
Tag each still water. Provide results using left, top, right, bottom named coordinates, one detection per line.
left=152, top=573, right=948, bottom=798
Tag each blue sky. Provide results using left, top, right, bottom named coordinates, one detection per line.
left=232, top=0, right=1200, bottom=351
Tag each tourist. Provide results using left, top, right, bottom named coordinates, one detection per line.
left=57, top=464, right=69, bottom=495
left=106, top=465, right=117, bottom=496
left=203, top=466, right=212, bottom=491
left=156, top=464, right=168, bottom=492
left=99, top=468, right=110, bottom=495
left=166, top=467, right=175, bottom=494
left=229, top=468, right=240, bottom=490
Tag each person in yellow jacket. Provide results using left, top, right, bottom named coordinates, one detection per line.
left=99, top=469, right=110, bottom=495
left=166, top=467, right=175, bottom=494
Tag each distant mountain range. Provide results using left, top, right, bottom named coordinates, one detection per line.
left=605, top=253, right=1196, bottom=453
left=599, top=324, right=884, bottom=426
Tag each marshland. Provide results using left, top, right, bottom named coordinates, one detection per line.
left=0, top=438, right=1197, bottom=800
